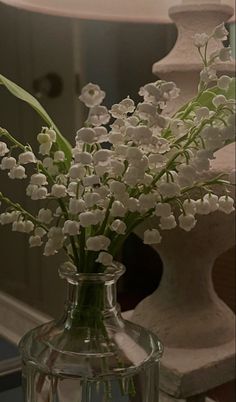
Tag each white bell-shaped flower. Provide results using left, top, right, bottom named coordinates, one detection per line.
left=51, top=184, right=67, bottom=198
left=76, top=128, right=96, bottom=144
left=38, top=208, right=53, bottom=224
left=155, top=203, right=172, bottom=217
left=217, top=75, right=232, bottom=91
left=39, top=142, right=52, bottom=155
left=203, top=194, right=219, bottom=212
left=126, top=147, right=143, bottom=162
left=96, top=252, right=113, bottom=266
left=1, top=157, right=16, bottom=170
left=31, top=187, right=48, bottom=200
left=110, top=219, right=127, bottom=235
left=37, top=132, right=51, bottom=144
left=139, top=193, right=156, bottom=212
left=93, top=149, right=112, bottom=164
left=218, top=196, right=235, bottom=214
left=69, top=164, right=86, bottom=180
left=34, top=227, right=47, bottom=238
left=69, top=198, right=86, bottom=215
left=74, top=151, right=93, bottom=165
left=159, top=182, right=181, bottom=198
left=143, top=229, right=162, bottom=245
left=110, top=201, right=127, bottom=217
left=0, top=141, right=9, bottom=156
left=212, top=95, right=227, bottom=108
left=219, top=47, right=231, bottom=62
left=29, top=235, right=43, bottom=248
left=109, top=181, right=126, bottom=195
left=127, top=197, right=140, bottom=212
left=8, top=165, right=26, bottom=179
left=83, top=175, right=100, bottom=187
left=12, top=219, right=34, bottom=233
left=46, top=128, right=57, bottom=142
left=0, top=211, right=20, bottom=225
left=212, top=23, right=228, bottom=41
left=88, top=105, right=110, bottom=126
left=178, top=214, right=197, bottom=232
left=183, top=199, right=196, bottom=215
left=84, top=192, right=101, bottom=208
left=79, top=83, right=105, bottom=108
left=195, top=199, right=211, bottom=215
left=79, top=212, right=97, bottom=227
left=160, top=215, right=177, bottom=230
left=193, top=33, right=209, bottom=48
left=54, top=151, right=65, bottom=162
left=30, top=173, right=48, bottom=186
left=86, top=235, right=111, bottom=251
left=63, top=220, right=80, bottom=236
left=44, top=239, right=58, bottom=256
left=18, top=151, right=36, bottom=165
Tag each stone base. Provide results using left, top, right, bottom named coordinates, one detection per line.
left=160, top=341, right=235, bottom=399
left=160, top=393, right=215, bottom=402
left=123, top=311, right=235, bottom=400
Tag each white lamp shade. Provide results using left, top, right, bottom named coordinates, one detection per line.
left=0, top=0, right=234, bottom=23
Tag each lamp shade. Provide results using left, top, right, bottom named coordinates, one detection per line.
left=0, top=0, right=234, bottom=23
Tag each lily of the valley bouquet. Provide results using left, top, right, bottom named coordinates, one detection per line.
left=0, top=24, right=235, bottom=275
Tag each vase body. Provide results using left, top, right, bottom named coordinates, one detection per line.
left=19, top=263, right=163, bottom=402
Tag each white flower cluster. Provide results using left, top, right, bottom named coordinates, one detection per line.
left=193, top=24, right=232, bottom=87
left=0, top=24, right=235, bottom=271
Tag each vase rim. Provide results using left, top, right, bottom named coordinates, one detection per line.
left=59, top=261, right=125, bottom=284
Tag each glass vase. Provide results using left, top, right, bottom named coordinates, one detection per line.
left=19, top=263, right=163, bottom=402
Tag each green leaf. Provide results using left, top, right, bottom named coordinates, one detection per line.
left=0, top=74, right=72, bottom=167
left=176, top=78, right=236, bottom=117
left=197, top=79, right=236, bottom=109
left=195, top=90, right=216, bottom=109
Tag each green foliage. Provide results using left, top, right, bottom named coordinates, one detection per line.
left=197, top=78, right=236, bottom=109
left=0, top=74, right=72, bottom=167
left=177, top=78, right=236, bottom=116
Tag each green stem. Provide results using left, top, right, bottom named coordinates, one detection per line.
left=39, top=163, right=80, bottom=268
left=0, top=192, right=48, bottom=230
left=97, top=197, right=114, bottom=235
left=0, top=128, right=26, bottom=151
left=58, top=199, right=80, bottom=268
left=79, top=228, right=86, bottom=271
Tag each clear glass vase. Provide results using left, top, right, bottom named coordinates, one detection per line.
left=19, top=263, right=163, bottom=402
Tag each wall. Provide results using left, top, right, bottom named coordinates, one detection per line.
left=0, top=2, right=177, bottom=317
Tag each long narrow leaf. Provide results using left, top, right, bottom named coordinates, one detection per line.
left=0, top=74, right=72, bottom=167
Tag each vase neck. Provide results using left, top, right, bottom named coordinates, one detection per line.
left=66, top=280, right=118, bottom=314
left=59, top=263, right=125, bottom=327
